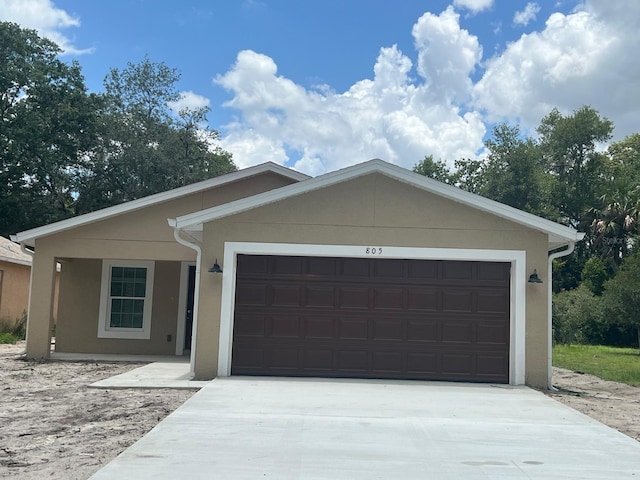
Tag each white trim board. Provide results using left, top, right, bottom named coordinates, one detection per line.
left=217, top=242, right=527, bottom=385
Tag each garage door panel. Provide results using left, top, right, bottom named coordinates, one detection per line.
left=373, top=259, right=404, bottom=278
left=372, top=319, right=403, bottom=341
left=304, top=317, right=335, bottom=339
left=476, top=322, right=508, bottom=345
left=234, top=314, right=266, bottom=337
left=407, top=288, right=438, bottom=311
left=407, top=352, right=439, bottom=374
left=336, top=350, right=369, bottom=371
left=232, top=255, right=510, bottom=383
left=442, top=261, right=473, bottom=280
left=477, top=291, right=510, bottom=313
left=341, top=258, right=370, bottom=276
left=373, top=287, right=404, bottom=309
left=339, top=318, right=369, bottom=340
left=408, top=260, right=438, bottom=279
left=339, top=287, right=369, bottom=309
left=476, top=354, right=509, bottom=377
left=270, top=316, right=300, bottom=338
left=307, top=257, right=337, bottom=275
left=232, top=346, right=264, bottom=369
left=303, top=349, right=334, bottom=370
left=442, top=290, right=474, bottom=312
left=271, top=286, right=302, bottom=306
left=406, top=319, right=438, bottom=342
left=235, top=284, right=267, bottom=306
left=306, top=287, right=335, bottom=307
left=372, top=351, right=403, bottom=372
left=267, top=347, right=299, bottom=369
left=274, top=256, right=303, bottom=275
left=441, top=353, right=473, bottom=376
left=441, top=320, right=474, bottom=344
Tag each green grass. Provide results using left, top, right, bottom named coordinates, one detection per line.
left=0, top=332, right=21, bottom=344
left=553, top=344, right=640, bottom=386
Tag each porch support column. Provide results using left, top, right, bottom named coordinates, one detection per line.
left=25, top=249, right=57, bottom=358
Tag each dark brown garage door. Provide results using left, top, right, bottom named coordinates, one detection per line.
left=232, top=255, right=510, bottom=383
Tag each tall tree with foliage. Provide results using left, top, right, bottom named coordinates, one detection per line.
left=75, top=57, right=235, bottom=213
left=482, top=124, right=554, bottom=218
left=0, top=22, right=99, bottom=236
left=537, top=106, right=613, bottom=229
left=602, top=252, right=640, bottom=349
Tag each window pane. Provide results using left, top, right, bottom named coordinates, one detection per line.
left=109, top=298, right=145, bottom=329
left=110, top=267, right=147, bottom=299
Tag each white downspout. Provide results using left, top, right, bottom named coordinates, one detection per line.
left=170, top=221, right=201, bottom=377
left=547, top=240, right=576, bottom=390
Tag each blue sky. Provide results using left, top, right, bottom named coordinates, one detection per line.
left=2, top=0, right=639, bottom=175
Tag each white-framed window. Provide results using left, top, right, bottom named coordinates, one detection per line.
left=98, top=260, right=155, bottom=339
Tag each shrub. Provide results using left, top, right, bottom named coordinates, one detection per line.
left=0, top=311, right=27, bottom=343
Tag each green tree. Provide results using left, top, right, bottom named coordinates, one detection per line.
left=481, top=124, right=554, bottom=218
left=537, top=106, right=613, bottom=229
left=413, top=155, right=453, bottom=183
left=0, top=22, right=99, bottom=236
left=602, top=252, right=640, bottom=348
left=76, top=57, right=235, bottom=212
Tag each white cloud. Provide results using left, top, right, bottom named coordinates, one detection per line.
left=213, top=8, right=487, bottom=175
left=474, top=0, right=640, bottom=140
left=513, top=3, right=541, bottom=26
left=453, top=0, right=494, bottom=14
left=214, top=0, right=640, bottom=176
left=168, top=91, right=211, bottom=114
left=0, top=0, right=91, bottom=54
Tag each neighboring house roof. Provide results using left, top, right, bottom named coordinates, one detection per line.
left=171, top=159, right=584, bottom=250
left=12, top=162, right=309, bottom=247
left=0, top=236, right=32, bottom=266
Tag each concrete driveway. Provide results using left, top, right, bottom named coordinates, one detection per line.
left=90, top=377, right=640, bottom=479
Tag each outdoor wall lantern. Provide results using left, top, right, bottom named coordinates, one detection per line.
left=528, top=269, right=543, bottom=284
left=208, top=259, right=223, bottom=273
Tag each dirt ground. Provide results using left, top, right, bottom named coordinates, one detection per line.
left=547, top=366, right=640, bottom=441
left=0, top=342, right=194, bottom=480
left=1, top=342, right=639, bottom=480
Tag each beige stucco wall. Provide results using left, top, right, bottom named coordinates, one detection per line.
left=195, top=173, right=550, bottom=387
left=26, top=171, right=299, bottom=358
left=0, top=261, right=31, bottom=325
left=55, top=259, right=181, bottom=354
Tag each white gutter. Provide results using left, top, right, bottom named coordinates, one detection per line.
left=547, top=240, right=577, bottom=390
left=170, top=221, right=201, bottom=377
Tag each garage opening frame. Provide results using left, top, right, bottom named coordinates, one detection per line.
left=218, top=242, right=526, bottom=385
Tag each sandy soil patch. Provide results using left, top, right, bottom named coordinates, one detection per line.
left=1, top=341, right=638, bottom=479
left=548, top=366, right=640, bottom=441
left=0, top=342, right=194, bottom=480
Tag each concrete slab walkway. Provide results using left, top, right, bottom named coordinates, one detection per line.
left=90, top=377, right=640, bottom=479
left=89, top=361, right=209, bottom=389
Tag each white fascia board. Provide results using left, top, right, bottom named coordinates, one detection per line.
left=14, top=162, right=309, bottom=247
left=175, top=158, right=583, bottom=245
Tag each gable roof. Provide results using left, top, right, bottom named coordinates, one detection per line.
left=12, top=162, right=309, bottom=247
left=171, top=159, right=584, bottom=250
left=0, top=236, right=32, bottom=266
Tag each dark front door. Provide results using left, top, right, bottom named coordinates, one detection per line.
left=184, top=265, right=196, bottom=352
left=231, top=255, right=511, bottom=383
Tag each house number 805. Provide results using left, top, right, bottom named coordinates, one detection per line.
left=365, top=247, right=383, bottom=255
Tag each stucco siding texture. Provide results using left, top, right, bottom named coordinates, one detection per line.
left=0, top=261, right=31, bottom=323
left=55, top=259, right=181, bottom=355
left=197, top=173, right=550, bottom=386
left=34, top=172, right=297, bottom=260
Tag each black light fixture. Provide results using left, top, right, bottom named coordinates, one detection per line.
left=528, top=269, right=543, bottom=284
left=208, top=259, right=223, bottom=273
